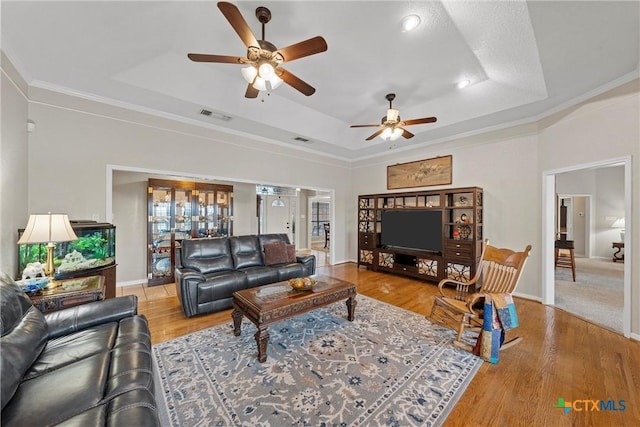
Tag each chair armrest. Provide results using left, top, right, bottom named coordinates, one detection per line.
left=466, top=293, right=485, bottom=316
left=174, top=267, right=206, bottom=318
left=45, top=295, right=138, bottom=340
left=296, top=254, right=316, bottom=275
left=437, top=278, right=474, bottom=298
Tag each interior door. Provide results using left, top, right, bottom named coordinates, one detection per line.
left=265, top=195, right=292, bottom=241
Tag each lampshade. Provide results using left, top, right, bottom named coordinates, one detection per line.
left=241, top=66, right=258, bottom=84
left=611, top=218, right=625, bottom=228
left=17, top=213, right=78, bottom=244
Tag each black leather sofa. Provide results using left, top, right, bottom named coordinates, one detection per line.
left=0, top=273, right=160, bottom=426
left=175, top=233, right=316, bottom=318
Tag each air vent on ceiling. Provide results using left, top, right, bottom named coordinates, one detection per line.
left=294, top=136, right=311, bottom=143
left=199, top=109, right=232, bottom=121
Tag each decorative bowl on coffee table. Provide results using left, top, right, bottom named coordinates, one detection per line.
left=288, top=277, right=317, bottom=291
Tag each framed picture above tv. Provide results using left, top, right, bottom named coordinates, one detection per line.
left=387, top=155, right=452, bottom=189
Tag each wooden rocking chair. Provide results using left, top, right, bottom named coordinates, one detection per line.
left=429, top=240, right=532, bottom=351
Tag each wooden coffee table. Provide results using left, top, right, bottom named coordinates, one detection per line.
left=232, top=275, right=357, bottom=362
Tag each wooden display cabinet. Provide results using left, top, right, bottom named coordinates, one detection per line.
left=147, top=179, right=233, bottom=286
left=357, top=187, right=483, bottom=284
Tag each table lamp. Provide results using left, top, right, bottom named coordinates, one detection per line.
left=17, top=213, right=78, bottom=284
left=611, top=217, right=625, bottom=242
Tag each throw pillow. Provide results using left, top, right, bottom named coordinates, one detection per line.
left=263, top=241, right=289, bottom=265
left=285, top=244, right=296, bottom=263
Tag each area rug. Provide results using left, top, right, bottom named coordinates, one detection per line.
left=152, top=295, right=481, bottom=426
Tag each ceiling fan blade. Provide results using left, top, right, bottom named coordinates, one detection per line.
left=365, top=129, right=385, bottom=141
left=188, top=53, right=245, bottom=64
left=217, top=1, right=260, bottom=48
left=245, top=84, right=259, bottom=98
left=350, top=124, right=380, bottom=128
left=275, top=36, right=328, bottom=62
left=401, top=128, right=415, bottom=139
left=279, top=68, right=316, bottom=96
left=403, top=117, right=437, bottom=126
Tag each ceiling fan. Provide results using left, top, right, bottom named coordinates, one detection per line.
left=188, top=2, right=327, bottom=98
left=350, top=94, right=437, bottom=141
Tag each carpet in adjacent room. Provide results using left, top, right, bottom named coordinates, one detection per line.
left=153, top=295, right=481, bottom=426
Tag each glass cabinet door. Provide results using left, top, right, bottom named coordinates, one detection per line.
left=195, top=184, right=233, bottom=237
left=174, top=189, right=192, bottom=241
left=197, top=189, right=217, bottom=237
left=215, top=190, right=232, bottom=237
left=148, top=186, right=174, bottom=285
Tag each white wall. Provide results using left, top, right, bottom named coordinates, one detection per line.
left=1, top=52, right=29, bottom=276
left=594, top=167, right=625, bottom=255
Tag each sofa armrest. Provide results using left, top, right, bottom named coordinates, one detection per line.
left=175, top=267, right=206, bottom=318
left=296, top=254, right=316, bottom=276
left=45, top=295, right=139, bottom=340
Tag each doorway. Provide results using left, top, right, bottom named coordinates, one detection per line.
left=542, top=157, right=631, bottom=337
left=556, top=195, right=590, bottom=257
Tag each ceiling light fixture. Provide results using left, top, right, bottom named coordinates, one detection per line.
left=380, top=127, right=403, bottom=141
left=401, top=15, right=421, bottom=32
left=457, top=79, right=471, bottom=89
left=241, top=61, right=283, bottom=92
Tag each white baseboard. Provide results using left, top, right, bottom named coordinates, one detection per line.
left=117, top=279, right=148, bottom=287
left=513, top=291, right=542, bottom=302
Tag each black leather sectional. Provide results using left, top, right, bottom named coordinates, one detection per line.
left=175, top=233, right=316, bottom=317
left=0, top=274, right=160, bottom=426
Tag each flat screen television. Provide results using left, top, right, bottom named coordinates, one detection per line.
left=381, top=210, right=442, bottom=254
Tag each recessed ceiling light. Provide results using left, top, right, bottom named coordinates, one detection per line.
left=457, top=80, right=471, bottom=89
left=401, top=15, right=421, bottom=32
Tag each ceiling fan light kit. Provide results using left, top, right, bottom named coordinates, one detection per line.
left=188, top=2, right=327, bottom=98
left=381, top=127, right=403, bottom=141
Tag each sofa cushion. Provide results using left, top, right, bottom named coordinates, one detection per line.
left=264, top=241, right=290, bottom=265
left=180, top=237, right=234, bottom=274
left=0, top=273, right=48, bottom=411
left=230, top=235, right=264, bottom=269
left=1, top=352, right=109, bottom=426
left=240, top=266, right=280, bottom=288
left=198, top=271, right=248, bottom=304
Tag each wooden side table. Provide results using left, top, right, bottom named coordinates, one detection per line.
left=612, top=242, right=624, bottom=262
left=28, top=275, right=105, bottom=313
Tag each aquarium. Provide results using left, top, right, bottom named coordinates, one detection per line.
left=18, top=221, right=116, bottom=280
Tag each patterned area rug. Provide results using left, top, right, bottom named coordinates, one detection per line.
left=153, top=295, right=481, bottom=426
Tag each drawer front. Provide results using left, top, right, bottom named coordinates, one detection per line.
left=395, top=264, right=419, bottom=275
left=359, top=232, right=378, bottom=248
left=445, top=240, right=473, bottom=260
left=445, top=240, right=473, bottom=251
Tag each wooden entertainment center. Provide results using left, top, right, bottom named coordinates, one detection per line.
left=358, top=187, right=483, bottom=284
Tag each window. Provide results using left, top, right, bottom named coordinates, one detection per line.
left=311, top=202, right=330, bottom=237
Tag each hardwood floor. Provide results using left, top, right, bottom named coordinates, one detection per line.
left=121, top=262, right=640, bottom=426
